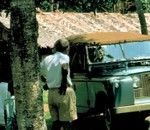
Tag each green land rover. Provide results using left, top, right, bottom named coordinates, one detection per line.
left=66, top=32, right=150, bottom=130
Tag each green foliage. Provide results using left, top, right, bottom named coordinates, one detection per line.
left=0, top=0, right=10, bottom=10
left=0, top=0, right=10, bottom=16
left=45, top=112, right=52, bottom=130
left=143, top=1, right=150, bottom=12
left=43, top=90, right=53, bottom=129
left=40, top=0, right=51, bottom=12
left=35, top=0, right=115, bottom=12
left=1, top=0, right=150, bottom=14
left=35, top=0, right=44, bottom=7
left=43, top=91, right=48, bottom=104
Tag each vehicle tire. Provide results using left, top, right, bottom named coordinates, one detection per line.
left=95, top=91, right=112, bottom=130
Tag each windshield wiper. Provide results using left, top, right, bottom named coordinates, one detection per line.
left=128, top=59, right=150, bottom=66
left=119, top=44, right=126, bottom=59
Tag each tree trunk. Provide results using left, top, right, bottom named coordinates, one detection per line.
left=49, top=0, right=54, bottom=11
left=135, top=0, right=148, bottom=34
left=10, top=0, right=46, bottom=129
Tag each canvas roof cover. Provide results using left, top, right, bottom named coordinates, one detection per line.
left=67, top=32, right=150, bottom=45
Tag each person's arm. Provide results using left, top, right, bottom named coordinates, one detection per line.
left=7, top=80, right=14, bottom=96
left=68, top=71, right=73, bottom=87
left=59, top=64, right=68, bottom=95
left=40, top=60, right=49, bottom=90
left=41, top=76, right=49, bottom=90
left=40, top=58, right=47, bottom=82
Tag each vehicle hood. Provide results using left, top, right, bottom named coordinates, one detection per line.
left=105, top=66, right=150, bottom=76
left=89, top=65, right=150, bottom=77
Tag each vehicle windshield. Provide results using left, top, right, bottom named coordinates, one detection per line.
left=87, top=41, right=150, bottom=63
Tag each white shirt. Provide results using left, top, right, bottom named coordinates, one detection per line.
left=40, top=52, right=72, bottom=89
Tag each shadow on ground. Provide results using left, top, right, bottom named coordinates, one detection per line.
left=45, top=111, right=150, bottom=130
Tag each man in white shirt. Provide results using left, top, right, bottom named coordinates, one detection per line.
left=40, top=38, right=77, bottom=130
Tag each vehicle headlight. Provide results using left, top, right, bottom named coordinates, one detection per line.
left=110, top=78, right=120, bottom=88
left=132, top=76, right=140, bottom=88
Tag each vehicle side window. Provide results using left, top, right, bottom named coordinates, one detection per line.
left=87, top=46, right=104, bottom=63
left=69, top=44, right=87, bottom=75
left=87, top=47, right=96, bottom=63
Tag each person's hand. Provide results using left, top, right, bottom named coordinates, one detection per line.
left=43, top=84, right=49, bottom=90
left=41, top=76, right=46, bottom=82
left=59, top=83, right=67, bottom=95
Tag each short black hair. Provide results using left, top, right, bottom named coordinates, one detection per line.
left=54, top=38, right=69, bottom=52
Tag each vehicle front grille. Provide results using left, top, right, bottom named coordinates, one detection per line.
left=134, top=73, right=150, bottom=98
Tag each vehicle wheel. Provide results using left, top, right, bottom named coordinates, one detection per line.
left=95, top=91, right=112, bottom=130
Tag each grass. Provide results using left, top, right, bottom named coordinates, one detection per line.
left=43, top=91, right=48, bottom=104
left=43, top=91, right=53, bottom=130
left=45, top=112, right=52, bottom=130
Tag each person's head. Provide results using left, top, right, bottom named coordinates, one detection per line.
left=54, top=38, right=70, bottom=54
left=94, top=46, right=104, bottom=61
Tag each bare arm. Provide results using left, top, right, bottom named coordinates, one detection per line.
left=59, top=64, right=68, bottom=95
